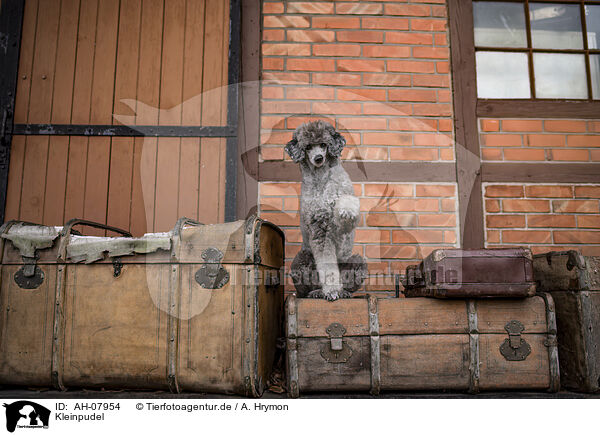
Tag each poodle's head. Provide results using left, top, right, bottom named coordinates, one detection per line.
left=284, top=120, right=346, bottom=168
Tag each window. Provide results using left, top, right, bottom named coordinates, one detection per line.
left=473, top=1, right=600, bottom=100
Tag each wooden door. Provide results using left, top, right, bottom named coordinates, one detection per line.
left=4, top=0, right=234, bottom=235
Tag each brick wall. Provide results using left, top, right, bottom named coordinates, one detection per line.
left=480, top=119, right=600, bottom=162
left=483, top=183, right=600, bottom=256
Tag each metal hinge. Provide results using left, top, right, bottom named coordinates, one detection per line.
left=499, top=320, right=531, bottom=361
left=320, top=322, right=352, bottom=363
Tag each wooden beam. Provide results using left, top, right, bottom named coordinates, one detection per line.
left=448, top=0, right=485, bottom=249
left=482, top=163, right=600, bottom=183
left=478, top=100, right=600, bottom=119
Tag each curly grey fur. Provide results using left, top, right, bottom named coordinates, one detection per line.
left=286, top=120, right=367, bottom=301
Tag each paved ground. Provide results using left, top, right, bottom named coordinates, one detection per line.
left=0, top=388, right=598, bottom=399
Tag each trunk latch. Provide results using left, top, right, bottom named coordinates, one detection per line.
left=195, top=247, right=230, bottom=289
left=499, top=320, right=531, bottom=361
left=320, top=322, right=352, bottom=363
left=14, top=254, right=45, bottom=289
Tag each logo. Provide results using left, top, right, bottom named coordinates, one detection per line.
left=3, top=401, right=50, bottom=433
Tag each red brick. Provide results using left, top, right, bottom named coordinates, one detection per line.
left=366, top=245, right=417, bottom=259
left=503, top=149, right=546, bottom=161
left=487, top=230, right=501, bottom=243
left=286, top=2, right=334, bottom=14
left=418, top=214, right=456, bottom=227
left=286, top=87, right=335, bottom=100
left=355, top=229, right=391, bottom=243
left=262, top=43, right=311, bottom=56
left=554, top=231, right=600, bottom=244
left=486, top=214, right=526, bottom=228
left=312, top=73, right=361, bottom=86
left=260, top=182, right=300, bottom=196
left=263, top=29, right=285, bottom=41
left=287, top=58, right=335, bottom=71
left=436, top=61, right=449, bottom=74
left=343, top=146, right=388, bottom=160
left=412, top=47, right=449, bottom=59
left=591, top=150, right=600, bottom=161
left=502, top=120, right=543, bottom=132
left=264, top=15, right=309, bottom=28
left=389, top=198, right=439, bottom=212
left=262, top=130, right=292, bottom=145
left=312, top=102, right=362, bottom=115
left=287, top=116, right=334, bottom=129
left=578, top=215, right=600, bottom=228
left=413, top=74, right=449, bottom=87
left=312, top=16, right=360, bottom=29
left=362, top=17, right=409, bottom=30
left=393, top=230, right=444, bottom=244
left=363, top=45, right=411, bottom=58
left=387, top=60, right=435, bottom=73
left=412, top=104, right=452, bottom=117
left=287, top=29, right=335, bottom=42
left=582, top=246, right=600, bottom=256
left=261, top=116, right=285, bottom=130
left=337, top=88, right=387, bottom=101
left=480, top=119, right=500, bottom=132
left=438, top=119, right=453, bottom=132
left=503, top=230, right=552, bottom=244
left=261, top=196, right=283, bottom=211
left=481, top=134, right=523, bottom=147
left=440, top=148, right=454, bottom=161
left=553, top=200, right=599, bottom=214
left=416, top=184, right=455, bottom=197
left=260, top=146, right=284, bottom=161
left=385, top=32, right=433, bottom=45
left=361, top=198, right=385, bottom=212
left=527, top=215, right=576, bottom=228
left=503, top=199, right=550, bottom=212
left=336, top=30, right=383, bottom=43
left=525, top=134, right=565, bottom=147
left=525, top=185, right=573, bottom=198
left=313, top=44, right=360, bottom=56
left=362, top=73, right=411, bottom=87
left=567, top=135, right=600, bottom=147
left=261, top=86, right=285, bottom=99
left=575, top=186, right=600, bottom=198
left=262, top=58, right=284, bottom=70
left=434, top=33, right=447, bottom=45
left=414, top=133, right=452, bottom=146
left=284, top=197, right=299, bottom=211
left=338, top=117, right=387, bottom=130
left=364, top=184, right=414, bottom=197
left=481, top=148, right=502, bottom=160
left=262, top=100, right=310, bottom=114
left=283, top=228, right=302, bottom=243
left=338, top=59, right=385, bottom=72
left=410, top=18, right=446, bottom=31
left=260, top=211, right=300, bottom=226
left=390, top=148, right=438, bottom=161
left=589, top=121, right=600, bottom=133
left=485, top=199, right=501, bottom=212
left=366, top=213, right=417, bottom=227
left=389, top=118, right=435, bottom=131
left=549, top=149, right=590, bottom=161
left=363, top=102, right=411, bottom=116
left=385, top=4, right=431, bottom=16
left=389, top=89, right=437, bottom=102
left=485, top=185, right=524, bottom=198
left=437, top=89, right=451, bottom=103
left=263, top=2, right=284, bottom=14
left=262, top=72, right=309, bottom=83
left=336, top=3, right=383, bottom=14
left=544, top=120, right=587, bottom=133
left=364, top=132, right=412, bottom=146
left=444, top=230, right=457, bottom=244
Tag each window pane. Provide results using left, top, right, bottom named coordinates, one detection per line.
left=586, top=5, right=600, bottom=49
left=591, top=55, right=600, bottom=100
left=476, top=51, right=531, bottom=98
left=530, top=3, right=583, bottom=49
left=533, top=53, right=587, bottom=99
left=473, top=1, right=527, bottom=48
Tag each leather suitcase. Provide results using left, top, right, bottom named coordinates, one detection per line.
left=402, top=248, right=536, bottom=298
left=533, top=250, right=600, bottom=393
left=0, top=216, right=284, bottom=396
left=285, top=294, right=559, bottom=396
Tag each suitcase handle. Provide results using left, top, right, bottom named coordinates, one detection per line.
left=60, top=218, right=132, bottom=238
left=173, top=217, right=203, bottom=237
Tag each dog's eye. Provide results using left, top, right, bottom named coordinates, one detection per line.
left=321, top=143, right=327, bottom=148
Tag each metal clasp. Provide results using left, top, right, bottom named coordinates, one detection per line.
left=320, top=322, right=352, bottom=363
left=194, top=247, right=230, bottom=289
left=499, top=320, right=531, bottom=361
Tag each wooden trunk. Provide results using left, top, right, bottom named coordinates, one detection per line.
left=533, top=251, right=600, bottom=393
left=403, top=248, right=536, bottom=298
left=286, top=294, right=559, bottom=396
left=0, top=216, right=284, bottom=397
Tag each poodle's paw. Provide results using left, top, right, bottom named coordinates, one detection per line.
left=338, top=207, right=358, bottom=222
left=307, top=289, right=326, bottom=299
left=335, top=195, right=360, bottom=229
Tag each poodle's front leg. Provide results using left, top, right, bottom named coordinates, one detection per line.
left=309, top=239, right=344, bottom=301
left=335, top=194, right=360, bottom=232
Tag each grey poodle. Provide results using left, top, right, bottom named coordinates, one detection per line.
left=285, top=120, right=368, bottom=301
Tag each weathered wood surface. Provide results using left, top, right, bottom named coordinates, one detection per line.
left=534, top=252, right=600, bottom=292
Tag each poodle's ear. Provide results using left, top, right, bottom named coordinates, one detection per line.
left=285, top=137, right=305, bottom=163
left=328, top=130, right=346, bottom=157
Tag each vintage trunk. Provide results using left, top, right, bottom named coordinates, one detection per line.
left=0, top=216, right=284, bottom=397
left=403, top=248, right=536, bottom=298
left=533, top=251, right=600, bottom=393
left=286, top=294, right=559, bottom=396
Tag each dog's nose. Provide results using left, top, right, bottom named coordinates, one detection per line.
left=314, top=155, right=324, bottom=164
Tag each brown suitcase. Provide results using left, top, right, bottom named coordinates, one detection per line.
left=285, top=294, right=559, bottom=396
left=402, top=248, right=536, bottom=298
left=533, top=250, right=600, bottom=393
left=0, top=216, right=284, bottom=396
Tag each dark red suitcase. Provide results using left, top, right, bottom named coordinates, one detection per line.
left=402, top=248, right=536, bottom=298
